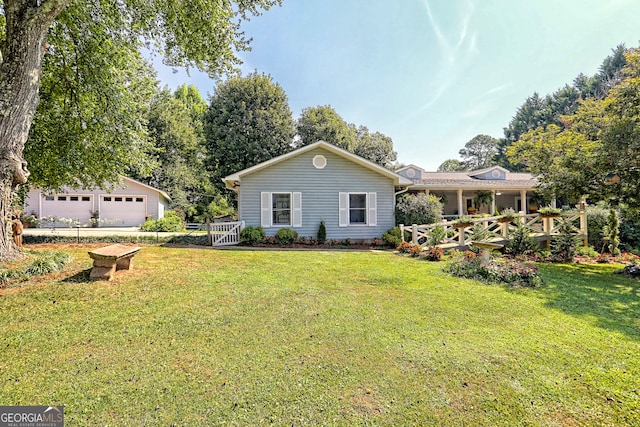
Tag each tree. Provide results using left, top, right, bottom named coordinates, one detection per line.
left=296, top=106, right=397, bottom=168
left=352, top=126, right=397, bottom=168
left=437, top=159, right=467, bottom=172
left=296, top=105, right=356, bottom=150
left=458, top=134, right=499, bottom=170
left=0, top=0, right=280, bottom=258
left=140, top=87, right=209, bottom=219
left=204, top=72, right=295, bottom=190
left=599, top=48, right=640, bottom=208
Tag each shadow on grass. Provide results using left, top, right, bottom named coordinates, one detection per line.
left=534, top=263, right=640, bottom=340
left=61, top=268, right=92, bottom=283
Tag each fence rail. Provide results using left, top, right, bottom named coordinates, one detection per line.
left=401, top=210, right=587, bottom=250
left=208, top=221, right=244, bottom=246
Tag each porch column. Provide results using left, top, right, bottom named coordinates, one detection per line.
left=520, top=189, right=527, bottom=214
left=457, top=189, right=463, bottom=217
left=491, top=191, right=496, bottom=215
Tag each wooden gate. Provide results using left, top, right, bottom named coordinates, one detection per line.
left=209, top=221, right=244, bottom=246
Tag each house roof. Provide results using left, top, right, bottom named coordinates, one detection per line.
left=408, top=171, right=538, bottom=190
left=121, top=176, right=171, bottom=201
left=223, top=141, right=413, bottom=191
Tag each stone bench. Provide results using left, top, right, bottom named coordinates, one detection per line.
left=88, top=244, right=142, bottom=281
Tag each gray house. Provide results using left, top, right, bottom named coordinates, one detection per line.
left=223, top=141, right=412, bottom=240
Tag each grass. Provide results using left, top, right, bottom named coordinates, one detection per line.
left=0, top=246, right=638, bottom=426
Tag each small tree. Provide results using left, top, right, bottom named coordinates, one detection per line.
left=604, top=208, right=621, bottom=256
left=317, top=221, right=327, bottom=244
left=396, top=194, right=443, bottom=225
left=551, top=219, right=579, bottom=262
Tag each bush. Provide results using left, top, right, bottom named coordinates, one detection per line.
left=505, top=223, right=537, bottom=256
left=382, top=226, right=409, bottom=247
left=586, top=205, right=610, bottom=252
left=317, top=221, right=326, bottom=244
left=576, top=245, right=599, bottom=258
left=275, top=228, right=298, bottom=245
left=240, top=226, right=266, bottom=245
left=550, top=219, right=578, bottom=262
left=396, top=193, right=443, bottom=226
left=620, top=217, right=640, bottom=253
left=444, top=251, right=542, bottom=287
left=141, top=211, right=184, bottom=232
left=422, top=246, right=444, bottom=261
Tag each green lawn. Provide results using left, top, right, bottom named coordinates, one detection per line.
left=1, top=247, right=638, bottom=426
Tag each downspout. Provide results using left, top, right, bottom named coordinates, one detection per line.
left=394, top=187, right=409, bottom=196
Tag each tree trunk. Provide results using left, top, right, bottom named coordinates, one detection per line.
left=0, top=0, right=70, bottom=259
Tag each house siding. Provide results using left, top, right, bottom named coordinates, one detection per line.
left=239, top=148, right=397, bottom=240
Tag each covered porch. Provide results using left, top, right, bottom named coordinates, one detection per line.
left=413, top=188, right=541, bottom=218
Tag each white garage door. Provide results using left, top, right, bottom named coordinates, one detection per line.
left=41, top=195, right=93, bottom=226
left=100, top=195, right=146, bottom=226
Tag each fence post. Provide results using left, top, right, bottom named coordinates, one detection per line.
left=206, top=219, right=212, bottom=245
left=579, top=207, right=588, bottom=247
left=412, top=224, right=418, bottom=244
left=399, top=224, right=405, bottom=242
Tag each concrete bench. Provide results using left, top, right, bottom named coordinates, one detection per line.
left=88, top=244, right=141, bottom=281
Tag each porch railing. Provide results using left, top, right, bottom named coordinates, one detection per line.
left=401, top=210, right=587, bottom=249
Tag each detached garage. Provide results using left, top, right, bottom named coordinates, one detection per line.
left=25, top=177, right=170, bottom=227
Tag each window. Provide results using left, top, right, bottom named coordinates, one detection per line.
left=44, top=196, right=54, bottom=201
left=272, top=193, right=291, bottom=225
left=82, top=196, right=90, bottom=202
left=349, top=194, right=367, bottom=224
left=261, top=192, right=302, bottom=228
left=58, top=196, right=67, bottom=201
left=125, top=197, right=133, bottom=202
left=70, top=196, right=79, bottom=201
left=339, top=192, right=377, bottom=227
left=115, top=197, right=123, bottom=202
left=135, top=197, right=143, bottom=202
left=104, top=197, right=112, bottom=202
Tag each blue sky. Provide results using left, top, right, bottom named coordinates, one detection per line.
left=153, top=0, right=640, bottom=170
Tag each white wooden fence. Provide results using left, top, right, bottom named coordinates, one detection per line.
left=208, top=221, right=244, bottom=246
left=401, top=210, right=588, bottom=250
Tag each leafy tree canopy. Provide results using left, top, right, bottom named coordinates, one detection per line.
left=437, top=159, right=467, bottom=172
left=296, top=105, right=397, bottom=168
left=204, top=72, right=295, bottom=190
left=507, top=48, right=640, bottom=208
left=458, top=134, right=499, bottom=170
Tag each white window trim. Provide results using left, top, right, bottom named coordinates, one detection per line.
left=339, top=192, right=377, bottom=227
left=260, top=192, right=302, bottom=228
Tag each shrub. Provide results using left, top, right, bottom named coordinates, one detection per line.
left=395, top=241, right=423, bottom=257
left=426, top=225, right=446, bottom=248
left=422, top=246, right=444, bottom=261
left=317, top=221, right=326, bottom=244
left=395, top=193, right=443, bottom=226
left=550, top=219, right=579, bottom=262
left=604, top=209, right=621, bottom=256
left=240, top=226, right=266, bottom=245
left=275, top=228, right=298, bottom=245
left=141, top=211, right=184, bottom=232
left=586, top=205, right=610, bottom=252
left=382, top=226, right=409, bottom=247
left=444, top=251, right=542, bottom=287
left=506, top=223, right=537, bottom=256
left=620, top=217, right=640, bottom=253
left=576, top=245, right=599, bottom=258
